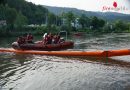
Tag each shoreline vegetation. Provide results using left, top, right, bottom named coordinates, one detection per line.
left=0, top=24, right=130, bottom=37
left=0, top=0, right=130, bottom=37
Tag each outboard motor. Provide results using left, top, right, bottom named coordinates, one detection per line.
left=12, top=42, right=20, bottom=50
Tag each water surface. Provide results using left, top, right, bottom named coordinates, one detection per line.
left=0, top=33, right=130, bottom=90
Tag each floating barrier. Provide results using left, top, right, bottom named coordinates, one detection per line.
left=0, top=48, right=130, bottom=57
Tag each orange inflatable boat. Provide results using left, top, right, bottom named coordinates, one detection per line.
left=0, top=48, right=130, bottom=57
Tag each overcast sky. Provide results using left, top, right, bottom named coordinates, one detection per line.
left=26, top=0, right=130, bottom=14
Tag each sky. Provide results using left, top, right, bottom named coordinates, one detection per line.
left=26, top=0, right=130, bottom=14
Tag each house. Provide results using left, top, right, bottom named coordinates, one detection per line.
left=62, top=18, right=82, bottom=29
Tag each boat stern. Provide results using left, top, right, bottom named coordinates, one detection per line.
left=12, top=42, right=21, bottom=50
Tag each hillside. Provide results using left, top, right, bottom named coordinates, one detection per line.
left=43, top=5, right=130, bottom=22
left=5, top=0, right=49, bottom=24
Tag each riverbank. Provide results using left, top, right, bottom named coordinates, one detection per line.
left=0, top=27, right=130, bottom=37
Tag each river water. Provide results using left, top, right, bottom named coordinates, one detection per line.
left=0, top=33, right=130, bottom=90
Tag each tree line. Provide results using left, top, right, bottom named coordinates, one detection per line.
left=0, top=0, right=130, bottom=37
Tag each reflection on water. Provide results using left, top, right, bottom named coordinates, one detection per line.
left=73, top=33, right=130, bottom=50
left=1, top=54, right=130, bottom=90
left=0, top=33, right=130, bottom=90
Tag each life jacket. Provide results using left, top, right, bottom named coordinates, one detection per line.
left=21, top=37, right=26, bottom=44
left=17, top=37, right=25, bottom=45
left=57, top=36, right=61, bottom=43
left=43, top=35, right=48, bottom=44
left=53, top=36, right=59, bottom=44
left=27, top=35, right=33, bottom=41
left=47, top=35, right=53, bottom=44
left=17, top=38, right=22, bottom=45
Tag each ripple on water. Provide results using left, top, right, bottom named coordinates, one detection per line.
left=0, top=54, right=130, bottom=90
left=1, top=33, right=130, bottom=90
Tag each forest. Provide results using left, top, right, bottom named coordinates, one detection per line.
left=0, top=0, right=130, bottom=37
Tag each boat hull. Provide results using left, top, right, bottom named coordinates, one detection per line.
left=12, top=41, right=74, bottom=51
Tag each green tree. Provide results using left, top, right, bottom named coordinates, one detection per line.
left=5, top=6, right=17, bottom=30
left=78, top=14, right=86, bottom=28
left=14, top=11, right=28, bottom=28
left=90, top=16, right=99, bottom=29
left=0, top=0, right=7, bottom=5
left=63, top=11, right=75, bottom=31
left=78, top=14, right=90, bottom=28
left=90, top=16, right=105, bottom=29
left=114, top=20, right=128, bottom=32
left=56, top=16, right=62, bottom=26
left=0, top=4, right=6, bottom=20
left=128, top=23, right=130, bottom=31
left=98, top=19, right=105, bottom=28
left=6, top=0, right=48, bottom=24
left=48, top=13, right=56, bottom=25
left=65, top=11, right=75, bottom=25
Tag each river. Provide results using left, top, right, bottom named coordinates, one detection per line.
left=0, top=33, right=130, bottom=90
